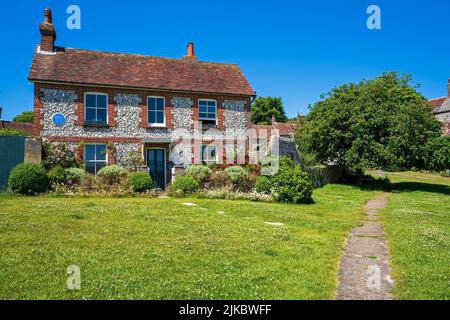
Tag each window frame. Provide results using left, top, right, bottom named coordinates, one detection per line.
left=200, top=144, right=217, bottom=164
left=84, top=143, right=108, bottom=175
left=198, top=99, right=218, bottom=125
left=147, top=96, right=166, bottom=128
left=84, top=92, right=109, bottom=124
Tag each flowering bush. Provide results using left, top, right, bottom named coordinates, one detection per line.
left=198, top=188, right=274, bottom=202
left=42, top=141, right=80, bottom=170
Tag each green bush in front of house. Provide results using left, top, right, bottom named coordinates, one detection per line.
left=128, top=172, right=153, bottom=193
left=255, top=176, right=272, bottom=195
left=65, top=168, right=85, bottom=185
left=224, top=166, right=248, bottom=184
left=8, top=163, right=50, bottom=195
left=48, top=165, right=68, bottom=185
left=167, top=175, right=199, bottom=196
left=97, top=165, right=128, bottom=185
left=185, top=165, right=212, bottom=185
left=271, top=157, right=313, bottom=204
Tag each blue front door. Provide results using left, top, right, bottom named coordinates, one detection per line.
left=147, top=149, right=166, bottom=189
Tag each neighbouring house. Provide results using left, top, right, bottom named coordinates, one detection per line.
left=28, top=9, right=258, bottom=188
left=251, top=116, right=300, bottom=164
left=428, top=79, right=450, bottom=136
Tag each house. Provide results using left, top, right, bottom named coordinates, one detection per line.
left=251, top=116, right=300, bottom=164
left=28, top=9, right=257, bottom=188
left=428, top=79, right=450, bottom=136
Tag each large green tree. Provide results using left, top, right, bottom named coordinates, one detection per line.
left=295, top=73, right=442, bottom=174
left=13, top=111, right=33, bottom=123
left=251, top=97, right=288, bottom=125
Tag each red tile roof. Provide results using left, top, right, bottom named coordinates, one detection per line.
left=252, top=121, right=298, bottom=137
left=28, top=47, right=256, bottom=96
left=428, top=97, right=446, bottom=109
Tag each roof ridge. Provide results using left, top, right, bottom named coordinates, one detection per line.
left=429, top=96, right=447, bottom=101
left=60, top=47, right=240, bottom=67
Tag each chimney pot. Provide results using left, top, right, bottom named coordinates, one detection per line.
left=44, top=8, right=52, bottom=24
left=187, top=42, right=195, bottom=57
left=182, top=42, right=197, bottom=62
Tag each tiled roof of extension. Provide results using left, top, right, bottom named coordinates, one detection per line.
left=252, top=122, right=298, bottom=137
left=428, top=97, right=450, bottom=114
left=28, top=47, right=256, bottom=96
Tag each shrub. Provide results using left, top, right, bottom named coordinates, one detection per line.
left=207, top=170, right=231, bottom=189
left=97, top=165, right=128, bottom=185
left=42, top=141, right=79, bottom=170
left=224, top=166, right=249, bottom=184
left=128, top=172, right=153, bottom=193
left=48, top=165, right=67, bottom=185
left=255, top=176, right=272, bottom=194
left=264, top=157, right=314, bottom=204
left=65, top=167, right=85, bottom=184
left=167, top=175, right=199, bottom=196
left=8, top=163, right=49, bottom=195
left=424, top=137, right=450, bottom=172
left=185, top=165, right=212, bottom=184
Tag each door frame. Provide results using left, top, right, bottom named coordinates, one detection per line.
left=145, top=147, right=167, bottom=187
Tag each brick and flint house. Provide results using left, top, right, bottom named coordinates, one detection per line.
left=428, top=79, right=450, bottom=136
left=28, top=9, right=261, bottom=188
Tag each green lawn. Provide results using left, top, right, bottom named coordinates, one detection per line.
left=0, top=184, right=378, bottom=300
left=380, top=172, right=450, bottom=300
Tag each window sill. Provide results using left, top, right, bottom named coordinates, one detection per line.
left=200, top=123, right=218, bottom=129
left=147, top=125, right=167, bottom=129
left=83, top=122, right=109, bottom=128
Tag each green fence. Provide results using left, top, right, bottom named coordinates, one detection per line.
left=0, top=136, right=25, bottom=191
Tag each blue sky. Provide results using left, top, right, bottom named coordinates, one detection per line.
left=0, top=0, right=449, bottom=120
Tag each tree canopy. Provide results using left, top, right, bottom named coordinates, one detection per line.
left=295, top=73, right=443, bottom=174
left=251, top=97, right=288, bottom=125
left=13, top=111, right=33, bottom=123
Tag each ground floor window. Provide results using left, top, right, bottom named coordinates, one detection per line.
left=84, top=144, right=107, bottom=174
left=201, top=145, right=217, bottom=164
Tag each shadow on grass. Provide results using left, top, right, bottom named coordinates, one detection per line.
left=356, top=180, right=450, bottom=196
left=390, top=181, right=450, bottom=196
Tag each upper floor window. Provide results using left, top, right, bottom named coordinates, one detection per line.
left=84, top=144, right=107, bottom=174
left=85, top=93, right=108, bottom=124
left=147, top=97, right=165, bottom=127
left=199, top=99, right=217, bottom=126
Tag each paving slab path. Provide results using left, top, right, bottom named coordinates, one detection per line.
left=336, top=193, right=394, bottom=300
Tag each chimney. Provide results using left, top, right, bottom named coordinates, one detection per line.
left=39, top=8, right=56, bottom=52
left=182, top=42, right=197, bottom=62
left=272, top=114, right=276, bottom=125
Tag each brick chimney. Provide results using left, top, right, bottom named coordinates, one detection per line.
left=39, top=8, right=56, bottom=52
left=182, top=42, right=197, bottom=62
